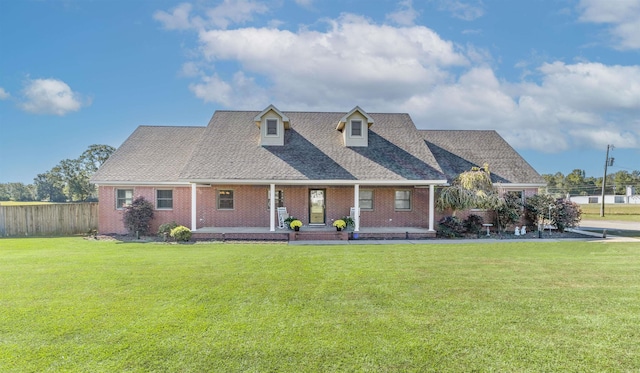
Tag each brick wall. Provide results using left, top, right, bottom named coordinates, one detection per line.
left=98, top=184, right=438, bottom=234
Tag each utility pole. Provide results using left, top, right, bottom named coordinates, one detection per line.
left=600, top=144, right=614, bottom=217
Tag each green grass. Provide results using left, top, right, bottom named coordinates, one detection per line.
left=1, top=238, right=639, bottom=372
left=580, top=203, right=640, bottom=222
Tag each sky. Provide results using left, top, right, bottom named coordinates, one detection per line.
left=1, top=0, right=639, bottom=184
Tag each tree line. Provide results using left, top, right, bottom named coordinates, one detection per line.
left=542, top=169, right=640, bottom=197
left=0, top=144, right=115, bottom=202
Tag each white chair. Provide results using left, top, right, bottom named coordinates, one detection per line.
left=277, top=207, right=288, bottom=229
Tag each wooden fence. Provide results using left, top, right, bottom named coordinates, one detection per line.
left=0, top=203, right=99, bottom=237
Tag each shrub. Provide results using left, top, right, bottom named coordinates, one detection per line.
left=122, top=196, right=154, bottom=236
left=341, top=216, right=355, bottom=229
left=463, top=214, right=484, bottom=235
left=170, top=225, right=192, bottom=242
left=494, top=192, right=522, bottom=232
left=524, top=194, right=555, bottom=229
left=552, top=199, right=582, bottom=232
left=438, top=216, right=465, bottom=238
left=158, top=221, right=179, bottom=236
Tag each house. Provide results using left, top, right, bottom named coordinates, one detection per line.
left=91, top=105, right=545, bottom=239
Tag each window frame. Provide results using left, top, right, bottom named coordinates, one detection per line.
left=217, top=189, right=235, bottom=210
left=350, top=119, right=363, bottom=137
left=116, top=189, right=133, bottom=210
left=359, top=189, right=374, bottom=211
left=267, top=189, right=285, bottom=209
left=266, top=118, right=278, bottom=136
left=588, top=197, right=598, bottom=204
left=156, top=189, right=173, bottom=210
left=394, top=189, right=412, bottom=211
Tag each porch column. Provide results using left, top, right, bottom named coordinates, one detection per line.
left=428, top=184, right=435, bottom=232
left=191, top=183, right=197, bottom=231
left=354, top=184, right=360, bottom=232
left=269, top=183, right=276, bottom=232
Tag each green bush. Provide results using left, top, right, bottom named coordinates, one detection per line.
left=463, top=214, right=484, bottom=235
left=438, top=216, right=465, bottom=238
left=158, top=221, right=179, bottom=237
left=170, top=225, right=192, bottom=242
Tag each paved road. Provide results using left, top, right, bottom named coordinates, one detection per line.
left=578, top=219, right=640, bottom=231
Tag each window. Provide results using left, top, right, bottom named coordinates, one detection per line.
left=156, top=189, right=173, bottom=209
left=588, top=197, right=598, bottom=204
left=615, top=196, right=625, bottom=203
left=116, top=189, right=133, bottom=209
left=351, top=120, right=362, bottom=137
left=359, top=189, right=374, bottom=210
left=267, top=189, right=284, bottom=209
left=395, top=190, right=411, bottom=211
left=218, top=190, right=234, bottom=210
left=266, top=119, right=278, bottom=136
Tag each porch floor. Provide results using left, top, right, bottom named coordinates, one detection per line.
left=191, top=226, right=437, bottom=241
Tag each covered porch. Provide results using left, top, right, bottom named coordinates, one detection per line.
left=191, top=225, right=437, bottom=241
left=188, top=180, right=447, bottom=236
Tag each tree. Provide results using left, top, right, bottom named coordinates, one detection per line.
left=5, top=182, right=35, bottom=201
left=34, top=171, right=66, bottom=202
left=122, top=196, right=154, bottom=236
left=437, top=164, right=495, bottom=216
left=80, top=144, right=115, bottom=172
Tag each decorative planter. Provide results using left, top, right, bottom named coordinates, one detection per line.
left=336, top=227, right=342, bottom=231
left=294, top=226, right=300, bottom=231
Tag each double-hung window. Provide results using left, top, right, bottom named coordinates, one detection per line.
left=266, top=119, right=278, bottom=136
left=359, top=189, right=374, bottom=210
left=394, top=190, right=411, bottom=211
left=218, top=190, right=234, bottom=210
left=156, top=189, right=173, bottom=209
left=351, top=120, right=362, bottom=137
left=267, top=189, right=284, bottom=209
left=116, top=189, right=133, bottom=209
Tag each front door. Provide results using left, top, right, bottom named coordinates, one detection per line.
left=309, top=189, right=326, bottom=225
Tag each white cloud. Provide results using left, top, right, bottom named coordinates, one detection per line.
left=437, top=0, right=485, bottom=21
left=386, top=0, right=419, bottom=26
left=154, top=0, right=269, bottom=31
left=578, top=0, right=640, bottom=50
left=195, top=14, right=467, bottom=108
left=19, top=78, right=86, bottom=116
left=157, top=6, right=639, bottom=153
left=0, top=87, right=9, bottom=100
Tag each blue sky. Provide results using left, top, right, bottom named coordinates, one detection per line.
left=1, top=0, right=638, bottom=184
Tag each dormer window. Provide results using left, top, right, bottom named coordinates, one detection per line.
left=336, top=106, right=374, bottom=147
left=255, top=104, right=289, bottom=146
left=351, top=120, right=362, bottom=137
left=266, top=119, right=278, bottom=136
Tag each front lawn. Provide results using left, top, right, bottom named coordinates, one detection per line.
left=1, top=238, right=639, bottom=372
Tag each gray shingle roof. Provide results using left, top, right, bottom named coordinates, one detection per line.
left=92, top=111, right=543, bottom=186
left=178, top=111, right=447, bottom=181
left=421, top=130, right=545, bottom=185
left=91, top=126, right=205, bottom=183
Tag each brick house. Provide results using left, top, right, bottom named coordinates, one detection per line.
left=91, top=105, right=545, bottom=239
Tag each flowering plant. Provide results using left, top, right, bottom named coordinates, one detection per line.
left=289, top=220, right=303, bottom=229
left=332, top=219, right=346, bottom=229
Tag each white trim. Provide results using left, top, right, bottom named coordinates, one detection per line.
left=428, top=184, right=435, bottom=232
left=94, top=181, right=194, bottom=187
left=191, top=183, right=197, bottom=231
left=493, top=183, right=546, bottom=188
left=269, top=184, right=276, bottom=232
left=184, top=179, right=449, bottom=186
left=336, top=106, right=374, bottom=130
left=354, top=184, right=360, bottom=232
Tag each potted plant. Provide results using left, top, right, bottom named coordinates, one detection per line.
left=290, top=220, right=302, bottom=231
left=341, top=216, right=354, bottom=230
left=284, top=216, right=297, bottom=230
left=333, top=219, right=346, bottom=231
